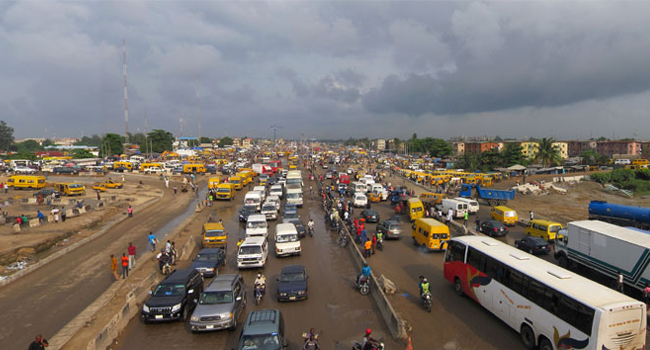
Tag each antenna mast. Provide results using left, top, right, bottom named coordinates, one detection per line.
left=195, top=82, right=201, bottom=140
left=123, top=39, right=129, bottom=142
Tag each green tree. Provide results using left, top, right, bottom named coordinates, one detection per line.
left=392, top=138, right=401, bottom=152
left=501, top=143, right=526, bottom=167
left=343, top=138, right=357, bottom=146
left=459, top=153, right=480, bottom=171
left=218, top=136, right=233, bottom=147
left=100, top=133, right=124, bottom=157
left=425, top=138, right=452, bottom=157
left=128, top=132, right=147, bottom=146
left=199, top=136, right=212, bottom=144
left=41, top=139, right=55, bottom=147
left=72, top=149, right=95, bottom=159
left=147, top=129, right=174, bottom=153
left=533, top=138, right=561, bottom=166
left=590, top=172, right=611, bottom=184
left=480, top=148, right=503, bottom=169
left=75, top=135, right=102, bottom=147
left=0, top=120, right=14, bottom=151
left=610, top=168, right=635, bottom=184
left=635, top=169, right=650, bottom=181
left=15, top=140, right=43, bottom=153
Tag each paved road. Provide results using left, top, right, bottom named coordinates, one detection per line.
left=114, top=174, right=400, bottom=350
left=0, top=176, right=198, bottom=350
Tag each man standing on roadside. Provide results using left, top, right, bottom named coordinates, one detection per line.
left=121, top=253, right=129, bottom=279
left=28, top=334, right=49, bottom=350
left=529, top=211, right=534, bottom=221
left=110, top=254, right=119, bottom=281
left=464, top=211, right=469, bottom=227
left=127, top=205, right=133, bottom=218
left=127, top=242, right=136, bottom=269
left=364, top=238, right=372, bottom=258
left=60, top=206, right=66, bottom=222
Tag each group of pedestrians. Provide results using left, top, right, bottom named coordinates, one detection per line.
left=110, top=242, right=137, bottom=281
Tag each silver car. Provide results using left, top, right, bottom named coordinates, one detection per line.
left=261, top=203, right=278, bottom=221
left=189, top=274, right=246, bottom=332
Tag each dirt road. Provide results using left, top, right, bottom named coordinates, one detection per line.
left=0, top=176, right=198, bottom=350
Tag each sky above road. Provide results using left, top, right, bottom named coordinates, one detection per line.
left=2, top=1, right=650, bottom=140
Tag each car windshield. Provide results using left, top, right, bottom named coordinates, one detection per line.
left=280, top=272, right=305, bottom=282
left=199, top=291, right=233, bottom=305
left=276, top=234, right=298, bottom=243
left=153, top=284, right=185, bottom=297
left=205, top=230, right=224, bottom=237
left=195, top=253, right=219, bottom=261
left=286, top=193, right=300, bottom=199
left=247, top=221, right=267, bottom=229
left=284, top=213, right=298, bottom=219
left=239, top=246, right=261, bottom=255
left=262, top=205, right=275, bottom=211
left=240, top=334, right=281, bottom=350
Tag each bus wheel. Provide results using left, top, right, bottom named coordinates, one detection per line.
left=557, top=255, right=568, bottom=268
left=453, top=277, right=464, bottom=296
left=520, top=324, right=535, bottom=350
left=538, top=337, right=553, bottom=350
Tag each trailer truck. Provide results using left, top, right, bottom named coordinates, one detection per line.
left=555, top=220, right=650, bottom=293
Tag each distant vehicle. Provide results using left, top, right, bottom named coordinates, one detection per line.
left=141, top=269, right=203, bottom=323
left=190, top=248, right=226, bottom=278
left=353, top=193, right=367, bottom=207
left=360, top=209, right=380, bottom=223
left=189, top=274, right=246, bottom=332
left=284, top=218, right=306, bottom=238
left=376, top=219, right=402, bottom=239
left=33, top=188, right=60, bottom=198
left=277, top=265, right=308, bottom=301
left=261, top=203, right=278, bottom=221
left=514, top=236, right=550, bottom=255
left=15, top=166, right=37, bottom=174
left=236, top=309, right=288, bottom=350
left=479, top=220, right=508, bottom=237
left=103, top=180, right=123, bottom=189
left=588, top=200, right=650, bottom=229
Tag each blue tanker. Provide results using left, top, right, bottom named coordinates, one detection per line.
left=588, top=200, right=650, bottom=228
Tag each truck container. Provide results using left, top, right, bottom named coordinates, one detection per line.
left=555, top=220, right=650, bottom=293
left=588, top=200, right=650, bottom=229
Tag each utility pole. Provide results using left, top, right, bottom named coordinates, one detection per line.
left=123, top=39, right=129, bottom=142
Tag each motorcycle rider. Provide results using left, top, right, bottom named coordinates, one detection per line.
left=419, top=276, right=431, bottom=298
left=156, top=249, right=171, bottom=273
left=303, top=335, right=319, bottom=350
left=362, top=328, right=380, bottom=350
left=307, top=218, right=315, bottom=235
left=254, top=273, right=266, bottom=293
left=358, top=262, right=371, bottom=286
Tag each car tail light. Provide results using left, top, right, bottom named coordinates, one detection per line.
left=494, top=228, right=497, bottom=233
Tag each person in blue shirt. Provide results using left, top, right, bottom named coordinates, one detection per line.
left=148, top=231, right=157, bottom=251
left=358, top=262, right=371, bottom=285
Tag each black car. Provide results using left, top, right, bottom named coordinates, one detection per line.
left=480, top=220, right=508, bottom=237
left=376, top=219, right=402, bottom=239
left=190, top=248, right=226, bottom=278
left=514, top=236, right=551, bottom=255
left=53, top=166, right=78, bottom=175
left=33, top=189, right=60, bottom=198
left=284, top=218, right=306, bottom=238
left=239, top=206, right=258, bottom=222
left=206, top=165, right=218, bottom=174
left=360, top=209, right=380, bottom=223
left=141, top=269, right=203, bottom=323
left=267, top=177, right=278, bottom=186
left=277, top=265, right=308, bottom=302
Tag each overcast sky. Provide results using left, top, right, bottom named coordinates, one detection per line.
left=2, top=1, right=650, bottom=140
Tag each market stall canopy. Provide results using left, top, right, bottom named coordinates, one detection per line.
left=507, top=165, right=526, bottom=171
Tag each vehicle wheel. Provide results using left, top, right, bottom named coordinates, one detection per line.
left=412, top=237, right=418, bottom=246
left=426, top=302, right=432, bottom=313
left=520, top=324, right=536, bottom=350
left=453, top=277, right=464, bottom=296
left=228, top=315, right=237, bottom=331
left=360, top=285, right=370, bottom=295
left=557, top=255, right=568, bottom=268
left=538, top=337, right=553, bottom=350
left=182, top=307, right=189, bottom=322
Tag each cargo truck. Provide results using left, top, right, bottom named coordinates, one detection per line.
left=555, top=220, right=650, bottom=293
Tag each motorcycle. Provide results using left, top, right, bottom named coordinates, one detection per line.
left=301, top=331, right=319, bottom=342
left=160, top=262, right=171, bottom=275
left=376, top=236, right=383, bottom=251
left=352, top=339, right=385, bottom=350
left=308, top=226, right=314, bottom=237
left=422, top=292, right=432, bottom=312
left=338, top=231, right=349, bottom=247
left=255, top=284, right=266, bottom=305
left=356, top=275, right=370, bottom=295
left=330, top=219, right=339, bottom=231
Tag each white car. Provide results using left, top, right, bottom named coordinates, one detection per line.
left=266, top=195, right=281, bottom=210
left=14, top=166, right=36, bottom=174
left=354, top=193, right=368, bottom=207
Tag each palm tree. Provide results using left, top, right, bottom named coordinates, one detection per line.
left=533, top=138, right=561, bottom=167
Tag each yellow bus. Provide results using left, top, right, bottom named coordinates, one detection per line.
left=407, top=198, right=425, bottom=221
left=411, top=218, right=449, bottom=251
left=208, top=177, right=221, bottom=189
left=7, top=175, right=46, bottom=190
left=183, top=164, right=206, bottom=174
left=229, top=176, right=243, bottom=190
left=113, top=161, right=133, bottom=171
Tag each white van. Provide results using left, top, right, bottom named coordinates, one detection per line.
left=439, top=199, right=468, bottom=219
left=354, top=193, right=368, bottom=207
left=274, top=223, right=301, bottom=257
left=269, top=184, right=283, bottom=199
left=454, top=197, right=479, bottom=214
left=253, top=186, right=267, bottom=201
left=237, top=236, right=268, bottom=269
left=246, top=214, right=268, bottom=238
left=614, top=159, right=631, bottom=165
left=351, top=182, right=367, bottom=194
left=286, top=188, right=303, bottom=207
left=244, top=191, right=263, bottom=211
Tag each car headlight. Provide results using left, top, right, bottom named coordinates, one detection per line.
left=171, top=303, right=182, bottom=312
left=207, top=268, right=215, bottom=272
left=280, top=292, right=287, bottom=296
left=142, top=304, right=150, bottom=313
left=221, top=312, right=233, bottom=319
left=298, top=290, right=306, bottom=295
left=190, top=315, right=200, bottom=322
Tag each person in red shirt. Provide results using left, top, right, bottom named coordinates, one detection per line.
left=372, top=233, right=377, bottom=255
left=127, top=242, right=136, bottom=269
left=120, top=253, right=129, bottom=279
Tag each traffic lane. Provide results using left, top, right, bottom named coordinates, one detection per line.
left=354, top=198, right=523, bottom=349
left=0, top=177, right=193, bottom=350
left=116, top=184, right=399, bottom=350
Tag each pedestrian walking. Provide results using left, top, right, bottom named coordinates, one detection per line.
left=110, top=254, right=119, bottom=281
left=51, top=207, right=60, bottom=223
left=165, top=178, right=169, bottom=188
left=121, top=253, right=129, bottom=279
left=170, top=241, right=178, bottom=265
left=464, top=211, right=469, bottom=227
left=372, top=233, right=377, bottom=255
left=127, top=205, right=133, bottom=217
left=121, top=174, right=125, bottom=182
left=475, top=218, right=481, bottom=232
left=173, top=186, right=178, bottom=195
left=127, top=242, right=136, bottom=269
left=28, top=334, right=49, bottom=350
left=529, top=211, right=534, bottom=221
left=364, top=239, right=372, bottom=258
left=60, top=206, right=66, bottom=222
left=148, top=231, right=157, bottom=251
left=37, top=210, right=44, bottom=223
left=96, top=191, right=101, bottom=201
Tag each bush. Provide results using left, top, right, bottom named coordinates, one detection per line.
left=610, top=169, right=635, bottom=184
left=590, top=172, right=610, bottom=184
left=621, top=179, right=650, bottom=194
left=636, top=168, right=650, bottom=181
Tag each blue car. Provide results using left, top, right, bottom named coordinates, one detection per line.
left=277, top=265, right=308, bottom=302
left=190, top=248, right=226, bottom=278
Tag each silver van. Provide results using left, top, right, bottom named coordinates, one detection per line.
left=189, top=274, right=246, bottom=332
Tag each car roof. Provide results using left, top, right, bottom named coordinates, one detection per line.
left=243, top=309, right=281, bottom=335
left=205, top=274, right=239, bottom=292
left=242, top=236, right=266, bottom=245
left=281, top=265, right=305, bottom=274
left=247, top=214, right=266, bottom=221
left=162, top=269, right=195, bottom=284
left=197, top=248, right=223, bottom=254
left=204, top=223, right=224, bottom=230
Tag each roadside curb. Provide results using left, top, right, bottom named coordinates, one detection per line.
left=0, top=193, right=163, bottom=289
left=50, top=203, right=202, bottom=350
